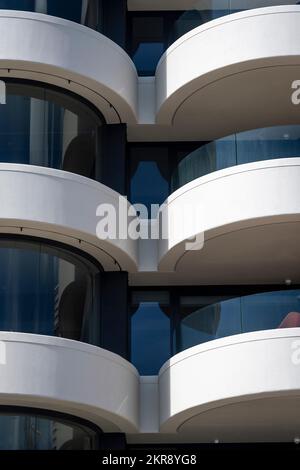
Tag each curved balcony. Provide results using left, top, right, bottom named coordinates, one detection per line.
left=0, top=11, right=137, bottom=123
left=158, top=158, right=300, bottom=283
left=0, top=79, right=104, bottom=180
left=0, top=236, right=104, bottom=346
left=175, top=288, right=300, bottom=353
left=159, top=327, right=300, bottom=441
left=171, top=125, right=300, bottom=192
left=0, top=333, right=139, bottom=433
left=156, top=5, right=300, bottom=139
left=169, top=1, right=300, bottom=45
left=0, top=164, right=139, bottom=271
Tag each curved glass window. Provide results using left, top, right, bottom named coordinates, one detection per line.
left=129, top=2, right=300, bottom=75
left=0, top=408, right=101, bottom=450
left=171, top=125, right=300, bottom=192
left=171, top=1, right=300, bottom=44
left=0, top=80, right=104, bottom=179
left=0, top=0, right=103, bottom=32
left=176, top=289, right=300, bottom=353
left=0, top=237, right=102, bottom=346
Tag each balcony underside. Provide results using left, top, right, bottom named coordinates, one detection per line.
left=156, top=7, right=300, bottom=140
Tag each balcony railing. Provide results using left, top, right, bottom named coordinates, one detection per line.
left=171, top=125, right=300, bottom=192
left=176, top=289, right=300, bottom=353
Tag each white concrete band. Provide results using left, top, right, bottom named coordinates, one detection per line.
left=0, top=332, right=139, bottom=433
left=0, top=164, right=139, bottom=272
left=0, top=11, right=138, bottom=124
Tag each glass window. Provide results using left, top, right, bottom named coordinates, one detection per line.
left=242, top=290, right=300, bottom=333
left=175, top=295, right=241, bottom=353
left=0, top=80, right=104, bottom=179
left=236, top=125, right=300, bottom=165
left=170, top=0, right=229, bottom=44
left=175, top=289, right=300, bottom=353
left=129, top=147, right=170, bottom=215
left=131, top=291, right=171, bottom=375
left=171, top=137, right=236, bottom=192
left=0, top=408, right=101, bottom=450
left=129, top=2, right=300, bottom=64
left=0, top=237, right=102, bottom=346
left=169, top=125, right=300, bottom=192
left=0, top=0, right=103, bottom=32
left=129, top=16, right=165, bottom=75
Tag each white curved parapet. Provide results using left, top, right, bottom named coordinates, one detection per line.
left=0, top=11, right=138, bottom=124
left=158, top=158, right=300, bottom=282
left=159, top=329, right=300, bottom=441
left=156, top=6, right=300, bottom=140
left=0, top=164, right=139, bottom=272
left=0, top=332, right=139, bottom=433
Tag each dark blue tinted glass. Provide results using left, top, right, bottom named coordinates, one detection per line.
left=132, top=42, right=164, bottom=76
left=236, top=126, right=300, bottom=164
left=131, top=291, right=171, bottom=375
left=0, top=1, right=101, bottom=30
left=176, top=290, right=300, bottom=353
left=171, top=125, right=300, bottom=192
left=130, top=16, right=165, bottom=75
left=0, top=238, right=101, bottom=346
left=170, top=1, right=300, bottom=46
left=171, top=137, right=236, bottom=192
left=129, top=2, right=300, bottom=68
left=0, top=0, right=35, bottom=10
left=0, top=81, right=103, bottom=178
left=176, top=296, right=241, bottom=352
left=0, top=410, right=100, bottom=450
left=130, top=147, right=169, bottom=216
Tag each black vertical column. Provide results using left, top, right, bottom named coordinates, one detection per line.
left=100, top=433, right=127, bottom=450
left=100, top=271, right=129, bottom=359
left=102, top=0, right=127, bottom=49
left=96, top=123, right=127, bottom=195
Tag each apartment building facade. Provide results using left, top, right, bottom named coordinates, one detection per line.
left=0, top=0, right=299, bottom=449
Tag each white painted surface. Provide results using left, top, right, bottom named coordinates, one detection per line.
left=156, top=6, right=300, bottom=139
left=0, top=164, right=139, bottom=271
left=158, top=158, right=300, bottom=272
left=0, top=332, right=139, bottom=432
left=138, top=77, right=156, bottom=124
left=0, top=11, right=138, bottom=124
left=159, top=328, right=300, bottom=434
left=139, top=376, right=159, bottom=433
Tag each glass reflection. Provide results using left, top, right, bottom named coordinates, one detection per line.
left=171, top=1, right=299, bottom=44
left=0, top=410, right=100, bottom=450
left=176, top=290, right=300, bottom=353
left=0, top=0, right=103, bottom=32
left=131, top=291, right=171, bottom=375
left=171, top=125, right=300, bottom=192
left=0, top=80, right=103, bottom=179
left=0, top=238, right=101, bottom=346
left=130, top=147, right=170, bottom=215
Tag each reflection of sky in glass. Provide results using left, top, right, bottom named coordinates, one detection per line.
left=0, top=0, right=82, bottom=22
left=0, top=414, right=96, bottom=449
left=172, top=125, right=300, bottom=191
left=130, top=161, right=169, bottom=215
left=131, top=302, right=170, bottom=375
left=132, top=43, right=164, bottom=75
left=178, top=290, right=300, bottom=353
left=0, top=246, right=56, bottom=335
